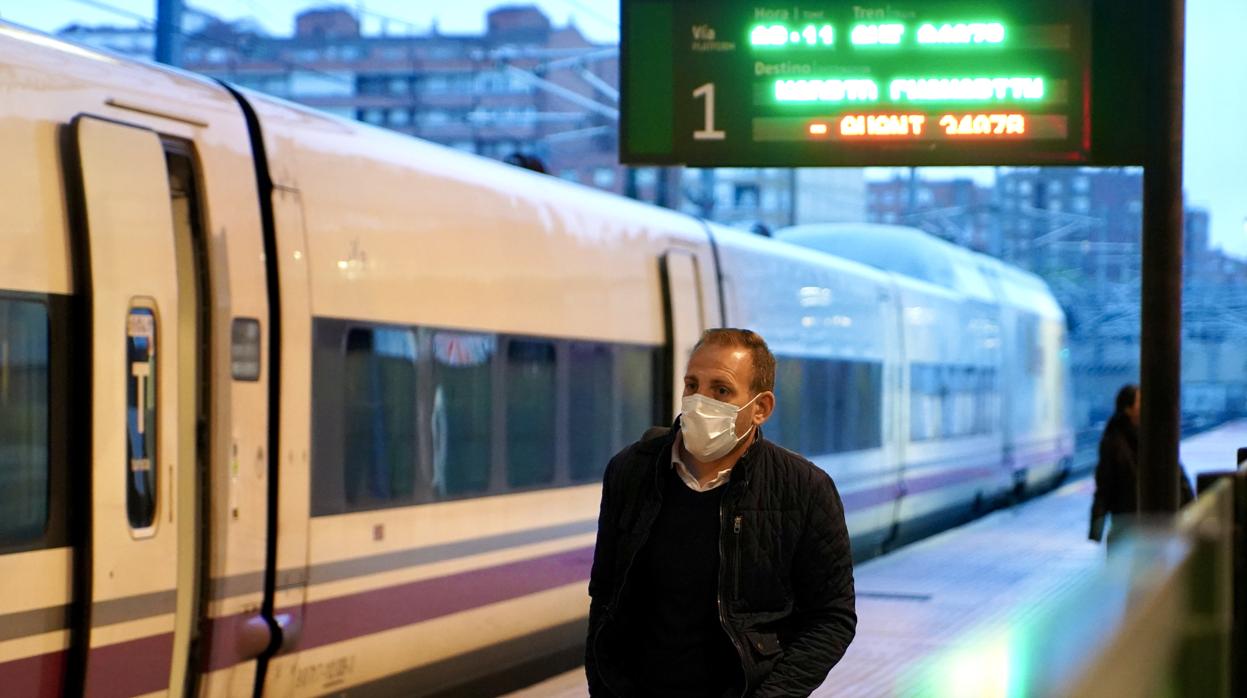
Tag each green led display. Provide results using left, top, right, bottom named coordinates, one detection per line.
left=918, top=22, right=1005, bottom=44
left=620, top=0, right=1134, bottom=167
left=772, top=76, right=1045, bottom=104
left=751, top=23, right=834, bottom=46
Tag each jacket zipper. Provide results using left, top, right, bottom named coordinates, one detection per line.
left=732, top=515, right=742, bottom=598
left=718, top=501, right=749, bottom=698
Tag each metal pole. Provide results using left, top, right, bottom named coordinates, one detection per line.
left=1235, top=468, right=1246, bottom=698
left=154, top=0, right=184, bottom=67
left=1137, top=0, right=1184, bottom=513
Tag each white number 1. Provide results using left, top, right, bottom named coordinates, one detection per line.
left=693, top=82, right=726, bottom=141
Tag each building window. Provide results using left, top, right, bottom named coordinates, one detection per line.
left=423, top=75, right=448, bottom=93
left=735, top=184, right=759, bottom=209
left=593, top=168, right=616, bottom=188
left=761, top=189, right=779, bottom=211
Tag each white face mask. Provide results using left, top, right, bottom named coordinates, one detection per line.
left=680, top=392, right=760, bottom=461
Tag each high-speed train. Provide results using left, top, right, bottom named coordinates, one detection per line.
left=0, top=24, right=1071, bottom=698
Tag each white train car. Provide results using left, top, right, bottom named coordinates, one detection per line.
left=777, top=224, right=1073, bottom=544
left=708, top=230, right=905, bottom=556
left=0, top=24, right=1070, bottom=698
left=240, top=90, right=720, bottom=696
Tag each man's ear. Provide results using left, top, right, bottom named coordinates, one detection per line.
left=754, top=391, right=776, bottom=424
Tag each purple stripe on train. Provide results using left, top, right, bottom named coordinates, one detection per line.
left=0, top=650, right=65, bottom=698
left=290, top=545, right=596, bottom=651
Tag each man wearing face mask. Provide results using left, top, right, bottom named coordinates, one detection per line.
left=586, top=328, right=856, bottom=697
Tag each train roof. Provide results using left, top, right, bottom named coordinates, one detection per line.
left=776, top=223, right=975, bottom=288
left=776, top=223, right=1064, bottom=318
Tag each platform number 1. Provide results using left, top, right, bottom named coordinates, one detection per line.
left=693, top=82, right=726, bottom=141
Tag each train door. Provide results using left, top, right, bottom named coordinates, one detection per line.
left=256, top=186, right=313, bottom=695
left=68, top=116, right=205, bottom=697
left=881, top=277, right=909, bottom=550
left=660, top=250, right=706, bottom=419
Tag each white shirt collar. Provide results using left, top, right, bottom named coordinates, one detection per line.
left=671, top=433, right=733, bottom=492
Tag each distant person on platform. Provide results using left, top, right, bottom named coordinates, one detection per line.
left=586, top=328, right=857, bottom=697
left=1089, top=384, right=1194, bottom=546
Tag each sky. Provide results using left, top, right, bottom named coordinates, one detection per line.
left=1, top=0, right=1243, bottom=258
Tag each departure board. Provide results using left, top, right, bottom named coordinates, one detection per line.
left=621, top=0, right=1102, bottom=166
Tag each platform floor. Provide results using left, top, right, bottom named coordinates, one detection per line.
left=505, top=420, right=1247, bottom=698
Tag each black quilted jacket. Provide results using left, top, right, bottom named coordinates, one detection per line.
left=585, top=424, right=856, bottom=697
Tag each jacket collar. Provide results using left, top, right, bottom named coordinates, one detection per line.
left=663, top=416, right=764, bottom=487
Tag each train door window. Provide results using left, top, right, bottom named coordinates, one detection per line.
left=506, top=339, right=556, bottom=488
left=0, top=298, right=49, bottom=546
left=126, top=306, right=158, bottom=531
left=616, top=345, right=659, bottom=448
left=431, top=330, right=495, bottom=497
left=343, top=327, right=418, bottom=509
left=568, top=342, right=614, bottom=483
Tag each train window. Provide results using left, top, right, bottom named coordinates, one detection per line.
left=801, top=359, right=834, bottom=455
left=909, top=363, right=998, bottom=441
left=768, top=356, right=883, bottom=456
left=838, top=362, right=883, bottom=452
left=616, top=345, right=659, bottom=448
left=568, top=342, right=614, bottom=482
left=0, top=299, right=49, bottom=545
left=506, top=339, right=556, bottom=488
left=432, top=330, right=495, bottom=497
left=769, top=357, right=803, bottom=450
left=342, top=327, right=418, bottom=509
left=311, top=320, right=661, bottom=509
left=126, top=306, right=158, bottom=530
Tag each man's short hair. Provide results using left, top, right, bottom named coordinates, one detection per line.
left=1116, top=384, right=1139, bottom=413
left=691, top=328, right=776, bottom=395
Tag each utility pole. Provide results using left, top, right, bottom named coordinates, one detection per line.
left=154, top=0, right=183, bottom=66
left=1137, top=0, right=1184, bottom=513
